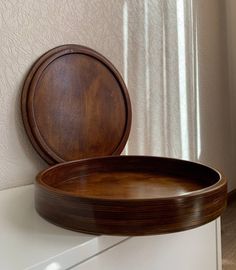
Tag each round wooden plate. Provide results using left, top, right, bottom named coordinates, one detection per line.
left=36, top=156, right=227, bottom=236
left=21, top=45, right=131, bottom=164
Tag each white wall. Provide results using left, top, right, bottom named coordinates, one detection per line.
left=226, top=0, right=236, bottom=191
left=194, top=0, right=232, bottom=190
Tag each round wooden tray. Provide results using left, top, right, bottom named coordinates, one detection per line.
left=36, top=156, right=227, bottom=235
left=21, top=45, right=131, bottom=164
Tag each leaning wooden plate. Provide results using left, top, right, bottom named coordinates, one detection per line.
left=21, top=45, right=131, bottom=164
left=36, top=155, right=227, bottom=236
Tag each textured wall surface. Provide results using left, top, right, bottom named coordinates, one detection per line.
left=0, top=0, right=129, bottom=189
left=0, top=0, right=231, bottom=190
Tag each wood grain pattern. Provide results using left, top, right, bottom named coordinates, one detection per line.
left=21, top=45, right=131, bottom=164
left=36, top=156, right=227, bottom=236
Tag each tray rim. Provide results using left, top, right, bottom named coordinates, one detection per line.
left=36, top=155, right=226, bottom=202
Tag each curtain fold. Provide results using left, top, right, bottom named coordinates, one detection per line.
left=125, top=0, right=197, bottom=159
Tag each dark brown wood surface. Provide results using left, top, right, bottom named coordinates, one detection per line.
left=36, top=156, right=227, bottom=236
left=21, top=45, right=131, bottom=164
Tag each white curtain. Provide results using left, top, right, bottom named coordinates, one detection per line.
left=123, top=0, right=232, bottom=189
left=123, top=0, right=197, bottom=160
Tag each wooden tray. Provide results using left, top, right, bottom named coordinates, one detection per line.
left=36, top=156, right=227, bottom=235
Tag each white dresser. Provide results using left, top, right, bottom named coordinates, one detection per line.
left=0, top=185, right=222, bottom=270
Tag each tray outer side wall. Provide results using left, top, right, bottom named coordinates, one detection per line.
left=35, top=180, right=227, bottom=236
